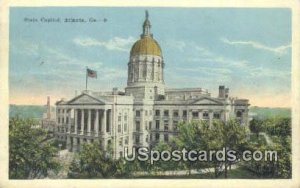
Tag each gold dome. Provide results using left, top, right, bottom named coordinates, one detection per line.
left=130, top=36, right=162, bottom=57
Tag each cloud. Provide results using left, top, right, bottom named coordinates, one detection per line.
left=73, top=36, right=136, bottom=52
left=165, top=40, right=186, bottom=52
left=221, top=38, right=291, bottom=55
left=248, top=66, right=291, bottom=79
left=188, top=48, right=249, bottom=69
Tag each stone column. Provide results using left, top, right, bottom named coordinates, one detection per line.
left=67, top=136, right=71, bottom=151
left=187, top=109, right=192, bottom=122
left=64, top=109, right=67, bottom=124
left=199, top=110, right=203, bottom=120
left=209, top=111, right=214, bottom=127
left=109, top=110, right=112, bottom=134
left=68, top=109, right=71, bottom=133
left=94, top=109, right=99, bottom=136
left=101, top=110, right=107, bottom=134
left=80, top=109, right=84, bottom=134
left=74, top=109, right=78, bottom=134
left=73, top=137, right=78, bottom=152
left=87, top=109, right=91, bottom=135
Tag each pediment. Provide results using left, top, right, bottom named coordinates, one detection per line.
left=67, top=94, right=106, bottom=105
left=191, top=97, right=223, bottom=105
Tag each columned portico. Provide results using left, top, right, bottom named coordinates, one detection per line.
left=62, top=106, right=112, bottom=151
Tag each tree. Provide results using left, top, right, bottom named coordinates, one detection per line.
left=173, top=120, right=210, bottom=175
left=151, top=142, right=180, bottom=175
left=221, top=119, right=247, bottom=178
left=244, top=117, right=291, bottom=178
left=68, top=142, right=136, bottom=178
left=249, top=118, right=264, bottom=138
left=68, top=142, right=118, bottom=178
left=9, top=117, right=61, bottom=179
left=172, top=119, right=247, bottom=178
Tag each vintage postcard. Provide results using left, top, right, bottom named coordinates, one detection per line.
left=0, top=1, right=300, bottom=188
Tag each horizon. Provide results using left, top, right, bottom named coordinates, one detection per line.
left=9, top=7, right=291, bottom=107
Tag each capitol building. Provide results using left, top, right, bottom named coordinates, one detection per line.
left=55, top=12, right=250, bottom=159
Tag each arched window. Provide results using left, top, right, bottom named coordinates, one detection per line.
left=236, top=111, right=242, bottom=117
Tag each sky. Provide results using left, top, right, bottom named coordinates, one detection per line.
left=9, top=7, right=291, bottom=107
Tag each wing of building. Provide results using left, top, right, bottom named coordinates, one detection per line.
left=55, top=11, right=250, bottom=159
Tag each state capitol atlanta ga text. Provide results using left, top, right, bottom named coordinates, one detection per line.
left=53, top=11, right=249, bottom=159
left=24, top=17, right=101, bottom=23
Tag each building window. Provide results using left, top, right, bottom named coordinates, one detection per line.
left=236, top=111, right=242, bottom=118
left=118, top=124, right=121, bottom=133
left=155, top=110, right=160, bottom=116
left=143, top=69, right=147, bottom=78
left=164, top=110, right=169, bottom=117
left=164, top=134, right=169, bottom=142
left=173, top=110, right=179, bottom=117
left=203, top=112, right=209, bottom=119
left=192, top=112, right=199, bottom=118
left=149, top=121, right=152, bottom=130
left=135, top=135, right=140, bottom=144
left=149, top=110, right=152, bottom=116
left=214, top=113, right=220, bottom=119
left=145, top=110, right=148, bottom=116
left=119, top=151, right=123, bottom=158
left=155, top=133, right=160, bottom=141
left=145, top=121, right=148, bottom=130
left=119, top=138, right=123, bottom=146
left=124, top=114, right=127, bottom=121
left=58, top=118, right=60, bottom=124
left=125, top=136, right=129, bottom=145
left=118, top=116, right=122, bottom=121
left=155, top=120, right=160, bottom=130
left=136, top=110, right=140, bottom=117
left=183, top=110, right=187, bottom=117
left=136, top=121, right=140, bottom=131
left=173, top=121, right=178, bottom=131
left=164, top=120, right=169, bottom=131
left=124, top=123, right=127, bottom=132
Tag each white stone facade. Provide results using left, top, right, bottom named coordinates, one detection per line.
left=55, top=12, right=249, bottom=159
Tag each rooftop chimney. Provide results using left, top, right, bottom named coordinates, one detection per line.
left=218, top=85, right=225, bottom=98
left=113, top=87, right=118, bottom=95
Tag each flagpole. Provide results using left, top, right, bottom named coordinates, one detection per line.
left=86, top=67, right=88, bottom=91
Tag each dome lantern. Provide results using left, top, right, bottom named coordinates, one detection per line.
left=142, top=10, right=152, bottom=37
left=130, top=10, right=162, bottom=57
